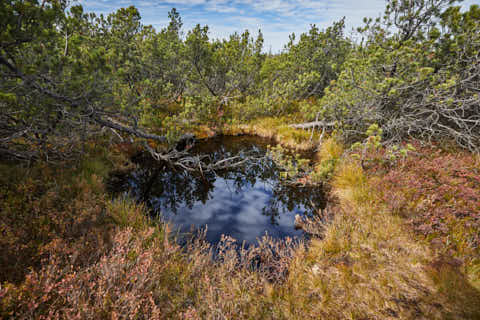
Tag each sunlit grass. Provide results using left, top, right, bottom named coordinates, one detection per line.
left=108, top=198, right=151, bottom=231
left=224, top=116, right=318, bottom=151
left=310, top=137, right=344, bottom=181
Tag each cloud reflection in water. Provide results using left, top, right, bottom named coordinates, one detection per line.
left=113, top=136, right=326, bottom=246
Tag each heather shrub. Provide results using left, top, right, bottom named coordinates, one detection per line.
left=375, top=148, right=480, bottom=252
left=348, top=124, right=416, bottom=170
left=1, top=228, right=305, bottom=319
left=371, top=146, right=480, bottom=298
left=0, top=168, right=112, bottom=284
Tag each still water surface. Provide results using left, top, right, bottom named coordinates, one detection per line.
left=109, top=136, right=326, bottom=246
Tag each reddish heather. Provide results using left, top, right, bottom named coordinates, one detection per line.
left=372, top=145, right=480, bottom=259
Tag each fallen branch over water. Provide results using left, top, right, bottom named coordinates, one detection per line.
left=289, top=121, right=335, bottom=130
left=143, top=141, right=265, bottom=173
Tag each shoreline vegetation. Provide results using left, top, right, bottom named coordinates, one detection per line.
left=1, top=0, right=479, bottom=318
left=1, top=125, right=479, bottom=319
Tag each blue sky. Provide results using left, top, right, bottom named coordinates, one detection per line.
left=78, top=0, right=479, bottom=52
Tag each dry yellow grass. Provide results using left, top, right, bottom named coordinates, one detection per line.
left=272, top=160, right=480, bottom=319
left=224, top=117, right=317, bottom=151
left=316, top=137, right=344, bottom=162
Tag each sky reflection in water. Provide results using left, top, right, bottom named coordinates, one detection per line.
left=113, top=136, right=326, bottom=246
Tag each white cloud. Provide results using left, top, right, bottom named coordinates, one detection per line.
left=80, top=0, right=478, bottom=52
left=158, top=0, right=207, bottom=4
left=206, top=3, right=242, bottom=13
left=199, top=0, right=387, bottom=51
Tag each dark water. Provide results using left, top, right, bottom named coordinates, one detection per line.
left=108, top=136, right=326, bottom=246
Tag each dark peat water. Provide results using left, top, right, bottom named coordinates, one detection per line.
left=108, top=136, right=326, bottom=246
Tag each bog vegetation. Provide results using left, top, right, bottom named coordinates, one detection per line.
left=1, top=0, right=479, bottom=319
